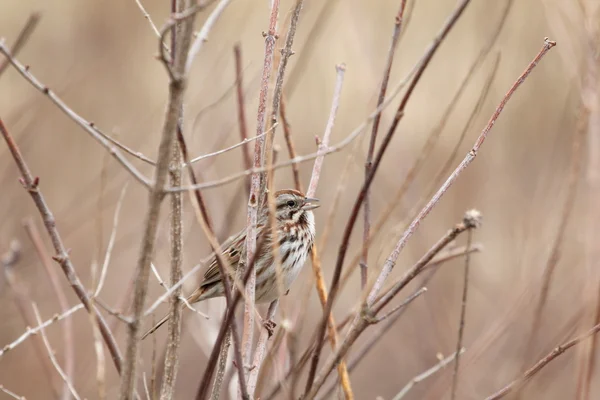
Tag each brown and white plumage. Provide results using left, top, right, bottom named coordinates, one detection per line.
left=142, top=189, right=318, bottom=339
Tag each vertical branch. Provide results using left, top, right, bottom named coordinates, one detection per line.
left=242, top=0, right=281, bottom=372
left=23, top=220, right=75, bottom=400
left=305, top=64, right=353, bottom=399
left=361, top=0, right=407, bottom=290
left=450, top=228, right=474, bottom=400
left=2, top=240, right=61, bottom=399
left=119, top=3, right=197, bottom=398
left=0, top=119, right=124, bottom=375
left=160, top=1, right=185, bottom=397
left=234, top=44, right=252, bottom=196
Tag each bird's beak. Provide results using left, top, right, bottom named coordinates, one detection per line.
left=303, top=197, right=320, bottom=210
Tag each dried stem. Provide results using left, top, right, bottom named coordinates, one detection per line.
left=0, top=304, right=85, bottom=358
left=362, top=0, right=408, bottom=291
left=392, top=349, right=465, bottom=400
left=234, top=44, right=252, bottom=195
left=485, top=321, right=600, bottom=399
left=0, top=119, right=124, bottom=374
left=247, top=300, right=279, bottom=395
left=32, top=303, right=81, bottom=400
left=304, top=2, right=473, bottom=393
left=2, top=240, right=61, bottom=399
left=304, top=64, right=354, bottom=399
left=119, top=3, right=196, bottom=397
left=279, top=97, right=303, bottom=192
left=0, top=12, right=41, bottom=76
left=449, top=228, right=474, bottom=400
left=23, top=220, right=76, bottom=400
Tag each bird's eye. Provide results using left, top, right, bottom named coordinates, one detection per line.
left=287, top=200, right=296, bottom=207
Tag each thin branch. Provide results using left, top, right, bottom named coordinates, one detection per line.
left=32, top=303, right=82, bottom=400
left=0, top=119, right=124, bottom=373
left=366, top=38, right=556, bottom=308
left=0, top=384, right=26, bottom=400
left=234, top=44, right=252, bottom=195
left=23, top=219, right=77, bottom=400
left=304, top=64, right=354, bottom=400
left=279, top=97, right=303, bottom=192
left=93, top=184, right=129, bottom=297
left=0, top=43, right=154, bottom=186
left=450, top=228, right=474, bottom=400
left=486, top=321, right=600, bottom=399
left=185, top=0, right=233, bottom=73
left=134, top=0, right=162, bottom=38
left=0, top=304, right=85, bottom=358
left=0, top=12, right=41, bottom=76
left=2, top=240, right=61, bottom=399
left=119, top=2, right=197, bottom=397
left=247, top=300, right=279, bottom=395
left=362, top=0, right=408, bottom=291
left=392, top=349, right=465, bottom=400
left=304, top=1, right=474, bottom=394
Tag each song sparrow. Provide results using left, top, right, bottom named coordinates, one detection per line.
left=142, top=189, right=319, bottom=339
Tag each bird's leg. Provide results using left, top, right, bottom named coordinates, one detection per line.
left=259, top=314, right=277, bottom=337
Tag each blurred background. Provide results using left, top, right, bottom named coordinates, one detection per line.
left=0, top=0, right=595, bottom=399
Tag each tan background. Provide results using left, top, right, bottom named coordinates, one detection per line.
left=0, top=0, right=591, bottom=399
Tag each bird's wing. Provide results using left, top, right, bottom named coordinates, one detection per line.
left=200, top=230, right=246, bottom=288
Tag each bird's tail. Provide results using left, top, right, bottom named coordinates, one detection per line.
left=141, top=313, right=170, bottom=340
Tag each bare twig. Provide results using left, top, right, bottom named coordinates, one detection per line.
left=279, top=97, right=303, bottom=192
left=32, top=303, right=81, bottom=400
left=486, top=321, right=600, bottom=399
left=93, top=184, right=129, bottom=297
left=247, top=300, right=279, bottom=395
left=0, top=384, right=26, bottom=400
left=23, top=220, right=77, bottom=400
left=450, top=228, right=474, bottom=400
left=365, top=38, right=556, bottom=307
left=0, top=304, right=85, bottom=358
left=392, top=349, right=465, bottom=400
left=2, top=240, right=61, bottom=399
left=0, top=12, right=41, bottom=76
left=0, top=44, right=154, bottom=185
left=0, top=119, right=124, bottom=373
left=304, top=64, right=354, bottom=399
left=134, top=0, right=162, bottom=38
left=185, top=0, right=233, bottom=73
left=304, top=2, right=474, bottom=394
left=362, top=0, right=408, bottom=291
left=119, top=2, right=197, bottom=397
left=234, top=44, right=252, bottom=195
